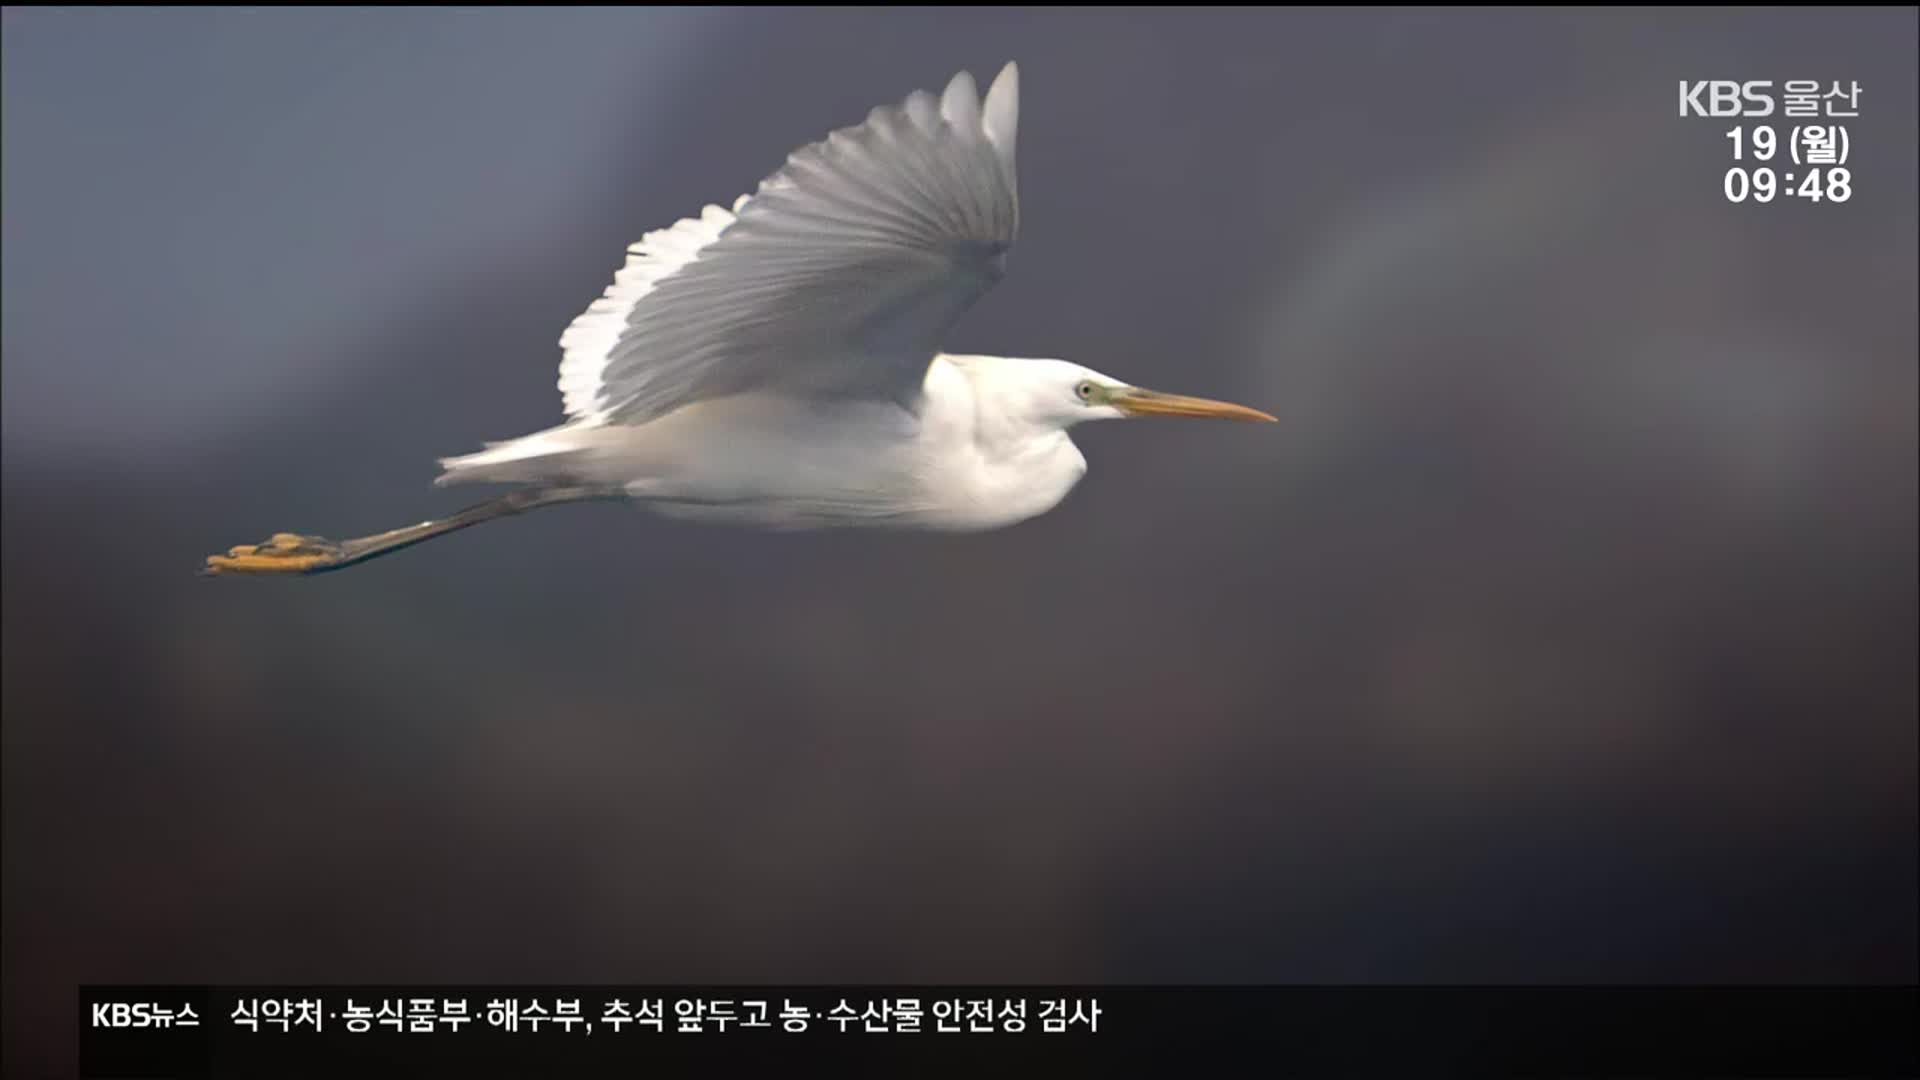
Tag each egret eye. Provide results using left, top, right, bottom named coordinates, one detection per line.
left=1076, top=380, right=1096, bottom=402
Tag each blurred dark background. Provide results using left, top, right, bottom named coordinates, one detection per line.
left=4, top=7, right=1915, bottom=1075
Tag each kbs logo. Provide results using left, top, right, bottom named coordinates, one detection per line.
left=1680, top=81, right=1775, bottom=117
left=91, top=1001, right=198, bottom=1028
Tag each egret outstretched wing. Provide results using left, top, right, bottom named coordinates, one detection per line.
left=557, top=62, right=1021, bottom=428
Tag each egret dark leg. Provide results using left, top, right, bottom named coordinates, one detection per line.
left=200, top=485, right=623, bottom=577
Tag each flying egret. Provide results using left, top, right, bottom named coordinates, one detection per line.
left=202, top=62, right=1274, bottom=577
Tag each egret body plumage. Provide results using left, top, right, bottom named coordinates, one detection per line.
left=204, top=62, right=1274, bottom=576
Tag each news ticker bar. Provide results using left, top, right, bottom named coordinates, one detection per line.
left=82, top=984, right=1917, bottom=1078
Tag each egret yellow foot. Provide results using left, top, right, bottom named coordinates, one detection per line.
left=202, top=532, right=347, bottom=576
left=199, top=487, right=620, bottom=578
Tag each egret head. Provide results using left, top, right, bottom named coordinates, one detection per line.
left=1015, top=359, right=1277, bottom=429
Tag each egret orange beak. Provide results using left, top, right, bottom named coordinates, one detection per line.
left=1111, top=386, right=1277, bottom=423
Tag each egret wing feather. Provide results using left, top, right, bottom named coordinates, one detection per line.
left=571, top=63, right=1020, bottom=427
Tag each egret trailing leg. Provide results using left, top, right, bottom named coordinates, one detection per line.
left=201, top=486, right=620, bottom=576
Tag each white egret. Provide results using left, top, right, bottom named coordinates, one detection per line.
left=203, top=62, right=1274, bottom=577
